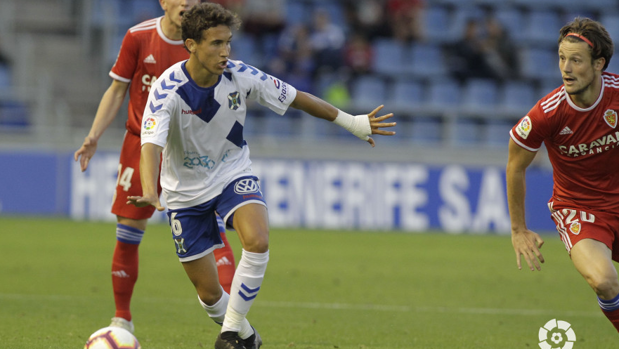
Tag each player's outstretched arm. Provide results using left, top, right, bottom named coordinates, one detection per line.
left=506, top=139, right=545, bottom=271
left=74, top=80, right=129, bottom=172
left=127, top=143, right=164, bottom=211
left=289, top=91, right=396, bottom=147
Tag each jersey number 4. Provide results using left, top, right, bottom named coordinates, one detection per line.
left=117, top=165, right=135, bottom=191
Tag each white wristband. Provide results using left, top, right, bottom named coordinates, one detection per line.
left=333, top=109, right=371, bottom=141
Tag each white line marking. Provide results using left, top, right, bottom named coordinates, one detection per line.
left=0, top=293, right=602, bottom=318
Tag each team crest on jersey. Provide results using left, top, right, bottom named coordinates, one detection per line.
left=569, top=221, right=581, bottom=235
left=228, top=91, right=241, bottom=110
left=603, top=109, right=617, bottom=128
left=516, top=116, right=532, bottom=139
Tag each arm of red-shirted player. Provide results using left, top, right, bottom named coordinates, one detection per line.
left=127, top=142, right=164, bottom=211
left=506, top=138, right=545, bottom=271
left=74, top=79, right=129, bottom=172
left=289, top=91, right=396, bottom=147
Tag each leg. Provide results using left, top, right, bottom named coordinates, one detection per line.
left=220, top=203, right=269, bottom=343
left=110, top=216, right=147, bottom=330
left=214, top=215, right=236, bottom=294
left=182, top=252, right=223, bottom=305
left=571, top=238, right=619, bottom=331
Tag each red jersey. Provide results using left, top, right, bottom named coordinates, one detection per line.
left=110, top=17, right=189, bottom=136
left=510, top=72, right=619, bottom=211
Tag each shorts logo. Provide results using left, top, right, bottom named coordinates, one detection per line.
left=603, top=109, right=617, bottom=128
left=174, top=238, right=187, bottom=254
left=234, top=178, right=259, bottom=194
left=569, top=221, right=581, bottom=235
left=143, top=117, right=157, bottom=130
left=228, top=91, right=241, bottom=110
left=516, top=116, right=532, bottom=139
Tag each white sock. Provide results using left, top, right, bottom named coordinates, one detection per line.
left=198, top=289, right=228, bottom=325
left=222, top=249, right=269, bottom=337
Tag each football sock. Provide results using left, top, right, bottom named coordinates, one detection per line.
left=199, top=289, right=253, bottom=339
left=213, top=232, right=236, bottom=294
left=222, top=249, right=269, bottom=337
left=599, top=293, right=619, bottom=332
left=111, top=223, right=144, bottom=322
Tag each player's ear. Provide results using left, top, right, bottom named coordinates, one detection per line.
left=185, top=39, right=196, bottom=53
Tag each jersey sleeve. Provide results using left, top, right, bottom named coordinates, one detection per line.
left=242, top=66, right=297, bottom=115
left=110, top=30, right=139, bottom=83
left=141, top=99, right=171, bottom=148
left=509, top=102, right=550, bottom=152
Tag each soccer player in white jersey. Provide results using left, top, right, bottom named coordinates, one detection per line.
left=508, top=18, right=619, bottom=332
left=127, top=3, right=396, bottom=348
left=74, top=0, right=237, bottom=334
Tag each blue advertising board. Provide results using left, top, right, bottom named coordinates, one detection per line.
left=0, top=151, right=556, bottom=233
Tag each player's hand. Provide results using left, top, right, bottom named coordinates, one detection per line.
left=366, top=105, right=396, bottom=147
left=511, top=229, right=545, bottom=271
left=74, top=136, right=98, bottom=172
left=127, top=195, right=165, bottom=211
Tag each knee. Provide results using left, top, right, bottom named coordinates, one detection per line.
left=586, top=274, right=619, bottom=299
left=243, top=231, right=269, bottom=253
left=197, top=287, right=223, bottom=306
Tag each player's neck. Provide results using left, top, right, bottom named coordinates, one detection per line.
left=185, top=58, right=219, bottom=88
left=569, top=75, right=602, bottom=108
left=161, top=15, right=183, bottom=41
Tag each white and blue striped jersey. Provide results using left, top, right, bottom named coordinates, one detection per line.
left=141, top=59, right=297, bottom=209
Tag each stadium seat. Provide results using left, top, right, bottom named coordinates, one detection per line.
left=425, top=78, right=461, bottom=111
left=407, top=43, right=447, bottom=79
left=372, top=39, right=407, bottom=77
left=230, top=36, right=259, bottom=66
left=0, top=65, right=12, bottom=90
left=411, top=116, right=443, bottom=144
left=520, top=47, right=558, bottom=81
left=424, top=6, right=454, bottom=44
left=461, top=79, right=499, bottom=111
left=494, top=7, right=525, bottom=43
left=130, top=0, right=163, bottom=23
left=350, top=76, right=387, bottom=110
left=538, top=78, right=564, bottom=97
left=499, top=81, right=536, bottom=114
left=285, top=1, right=310, bottom=25
left=484, top=120, right=514, bottom=147
left=0, top=100, right=30, bottom=128
left=390, top=80, right=424, bottom=112
left=600, top=15, right=619, bottom=43
left=450, top=118, right=482, bottom=145
left=606, top=52, right=619, bottom=75
left=522, top=10, right=562, bottom=47
left=448, top=6, right=484, bottom=39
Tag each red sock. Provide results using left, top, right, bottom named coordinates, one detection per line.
left=111, top=241, right=139, bottom=321
left=213, top=232, right=236, bottom=294
left=602, top=308, right=619, bottom=332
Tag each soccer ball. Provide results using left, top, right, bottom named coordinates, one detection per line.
left=84, top=326, right=141, bottom=349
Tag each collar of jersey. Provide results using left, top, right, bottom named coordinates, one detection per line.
left=181, top=61, right=222, bottom=91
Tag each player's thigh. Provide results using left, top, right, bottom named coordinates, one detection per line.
left=571, top=238, right=618, bottom=294
left=217, top=176, right=268, bottom=252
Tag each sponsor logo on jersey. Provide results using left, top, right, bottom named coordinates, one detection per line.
left=516, top=116, right=532, bottom=139
left=183, top=151, right=215, bottom=169
left=234, top=178, right=259, bottom=194
left=277, top=82, right=289, bottom=103
left=142, top=74, right=157, bottom=92
left=559, top=126, right=573, bottom=135
left=558, top=131, right=619, bottom=157
left=143, top=54, right=157, bottom=64
left=604, top=109, right=617, bottom=128
left=569, top=221, right=581, bottom=235
left=228, top=91, right=241, bottom=110
left=181, top=108, right=202, bottom=115
left=273, top=78, right=281, bottom=89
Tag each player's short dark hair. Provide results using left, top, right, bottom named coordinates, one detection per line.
left=181, top=3, right=241, bottom=46
left=558, top=17, right=614, bottom=71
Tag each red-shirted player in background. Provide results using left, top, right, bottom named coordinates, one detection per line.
left=507, top=17, right=619, bottom=332
left=74, top=0, right=236, bottom=333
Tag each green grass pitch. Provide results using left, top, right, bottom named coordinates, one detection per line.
left=0, top=216, right=615, bottom=348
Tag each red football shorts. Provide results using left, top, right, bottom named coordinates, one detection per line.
left=549, top=204, right=619, bottom=262
left=111, top=131, right=162, bottom=220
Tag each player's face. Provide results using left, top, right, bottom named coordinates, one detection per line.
left=558, top=41, right=603, bottom=97
left=192, top=25, right=232, bottom=77
left=161, top=0, right=199, bottom=28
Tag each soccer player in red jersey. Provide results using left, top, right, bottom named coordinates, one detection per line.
left=507, top=17, right=619, bottom=332
left=74, top=0, right=236, bottom=333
